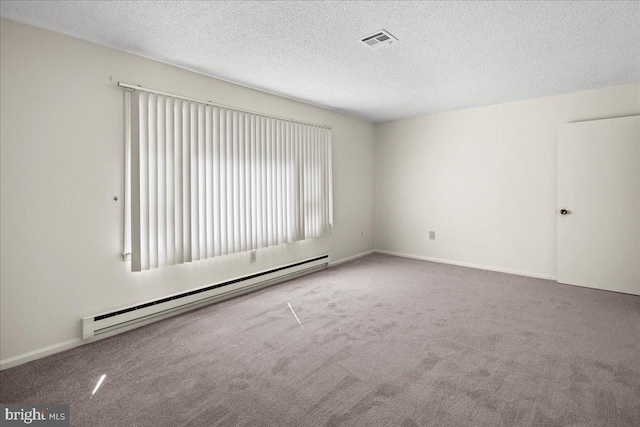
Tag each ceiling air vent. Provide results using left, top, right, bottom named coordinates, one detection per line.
left=361, top=29, right=397, bottom=48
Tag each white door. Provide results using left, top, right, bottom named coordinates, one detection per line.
left=557, top=116, right=640, bottom=295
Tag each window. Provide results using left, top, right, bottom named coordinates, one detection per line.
left=124, top=89, right=332, bottom=272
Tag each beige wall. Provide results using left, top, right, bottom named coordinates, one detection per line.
left=0, top=19, right=376, bottom=362
left=375, top=83, right=640, bottom=279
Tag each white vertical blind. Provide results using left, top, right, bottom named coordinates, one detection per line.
left=128, top=91, right=332, bottom=272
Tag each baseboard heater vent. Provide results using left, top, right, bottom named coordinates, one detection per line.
left=82, top=254, right=330, bottom=339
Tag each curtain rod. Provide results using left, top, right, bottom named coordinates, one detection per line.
left=117, top=82, right=332, bottom=130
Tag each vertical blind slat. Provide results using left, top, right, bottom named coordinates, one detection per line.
left=312, top=127, right=318, bottom=237
left=244, top=115, right=252, bottom=250
left=265, top=118, right=272, bottom=246
left=302, top=125, right=307, bottom=239
left=321, top=129, right=327, bottom=235
left=219, top=109, right=227, bottom=255
left=129, top=92, right=332, bottom=271
left=285, top=122, right=292, bottom=242
left=190, top=103, right=199, bottom=261
left=277, top=120, right=284, bottom=244
left=205, top=106, right=213, bottom=258
left=140, top=92, right=150, bottom=270
left=166, top=98, right=175, bottom=266
left=213, top=107, right=221, bottom=257
left=130, top=92, right=142, bottom=271
left=233, top=112, right=240, bottom=252
left=182, top=102, right=191, bottom=263
left=198, top=104, right=206, bottom=259
left=255, top=117, right=262, bottom=249
left=296, top=123, right=303, bottom=240
left=226, top=110, right=234, bottom=254
left=148, top=94, right=158, bottom=269
left=173, top=100, right=183, bottom=264
left=157, top=96, right=167, bottom=267
left=239, top=113, right=246, bottom=252
left=262, top=117, right=268, bottom=248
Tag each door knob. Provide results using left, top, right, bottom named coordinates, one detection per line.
left=560, top=209, right=569, bottom=215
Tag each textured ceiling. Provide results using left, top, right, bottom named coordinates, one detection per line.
left=1, top=1, right=639, bottom=123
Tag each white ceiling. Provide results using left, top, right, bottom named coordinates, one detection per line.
left=1, top=1, right=639, bottom=123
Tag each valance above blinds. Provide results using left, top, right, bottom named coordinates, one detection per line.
left=128, top=90, right=333, bottom=272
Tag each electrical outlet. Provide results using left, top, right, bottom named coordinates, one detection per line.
left=250, top=251, right=256, bottom=263
left=429, top=231, right=435, bottom=240
left=360, top=230, right=364, bottom=237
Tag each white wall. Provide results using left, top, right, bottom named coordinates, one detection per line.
left=375, top=84, right=640, bottom=279
left=0, top=19, right=376, bottom=362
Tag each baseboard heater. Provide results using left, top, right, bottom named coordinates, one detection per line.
left=82, top=254, right=330, bottom=340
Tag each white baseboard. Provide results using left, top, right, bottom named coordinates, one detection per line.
left=0, top=338, right=83, bottom=371
left=374, top=249, right=557, bottom=281
left=329, top=250, right=375, bottom=267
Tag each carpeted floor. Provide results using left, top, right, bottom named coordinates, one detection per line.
left=1, top=254, right=639, bottom=426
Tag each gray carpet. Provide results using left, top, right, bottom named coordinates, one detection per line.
left=1, top=254, right=639, bottom=426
